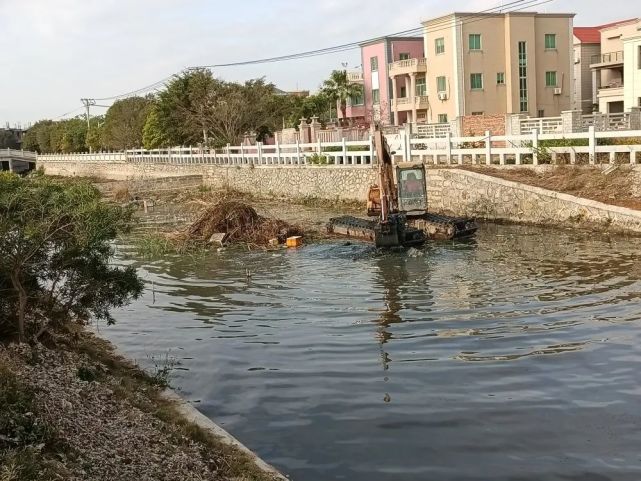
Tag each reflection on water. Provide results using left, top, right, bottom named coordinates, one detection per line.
left=106, top=223, right=641, bottom=481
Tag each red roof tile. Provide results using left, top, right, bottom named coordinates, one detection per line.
left=574, top=19, right=639, bottom=44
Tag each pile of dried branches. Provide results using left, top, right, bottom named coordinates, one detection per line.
left=169, top=200, right=303, bottom=247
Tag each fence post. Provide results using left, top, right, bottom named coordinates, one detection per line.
left=296, top=138, right=302, bottom=164
left=275, top=139, right=281, bottom=164
left=342, top=137, right=348, bottom=165
left=445, top=131, right=452, bottom=164
left=588, top=125, right=596, bottom=164
left=258, top=142, right=263, bottom=165
left=317, top=139, right=322, bottom=160
left=532, top=129, right=539, bottom=166
left=369, top=135, right=375, bottom=165
left=485, top=130, right=492, bottom=165
left=226, top=143, right=231, bottom=164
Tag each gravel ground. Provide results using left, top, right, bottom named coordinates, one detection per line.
left=0, top=341, right=260, bottom=481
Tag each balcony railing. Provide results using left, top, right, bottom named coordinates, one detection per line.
left=591, top=50, right=624, bottom=65
left=388, top=58, right=428, bottom=75
left=391, top=95, right=430, bottom=110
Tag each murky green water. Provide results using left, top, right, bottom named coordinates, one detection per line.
left=105, top=223, right=641, bottom=481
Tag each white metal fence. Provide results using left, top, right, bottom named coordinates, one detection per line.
left=39, top=139, right=376, bottom=167
left=403, top=128, right=641, bottom=166
left=36, top=129, right=641, bottom=167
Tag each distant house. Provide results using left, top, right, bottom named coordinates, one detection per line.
left=574, top=19, right=638, bottom=114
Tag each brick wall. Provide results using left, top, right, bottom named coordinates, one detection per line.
left=461, top=114, right=507, bottom=136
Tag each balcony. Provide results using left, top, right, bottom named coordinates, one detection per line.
left=597, top=85, right=624, bottom=100
left=388, top=58, right=427, bottom=77
left=391, top=95, right=430, bottom=111
left=590, top=50, right=624, bottom=68
left=347, top=71, right=363, bottom=83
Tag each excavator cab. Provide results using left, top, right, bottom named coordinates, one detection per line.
left=396, top=163, right=428, bottom=215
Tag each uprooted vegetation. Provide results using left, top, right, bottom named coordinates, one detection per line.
left=171, top=200, right=303, bottom=246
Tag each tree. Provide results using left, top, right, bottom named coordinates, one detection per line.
left=102, top=97, right=152, bottom=150
left=321, top=70, right=363, bottom=124
left=21, top=120, right=54, bottom=153
left=0, top=130, right=20, bottom=149
left=142, top=106, right=170, bottom=149
left=0, top=173, right=143, bottom=343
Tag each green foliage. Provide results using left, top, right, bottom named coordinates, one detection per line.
left=134, top=233, right=176, bottom=258
left=321, top=70, right=363, bottom=123
left=102, top=97, right=152, bottom=150
left=142, top=106, right=170, bottom=149
left=0, top=173, right=144, bottom=342
left=307, top=153, right=333, bottom=165
left=0, top=129, right=20, bottom=149
left=20, top=118, right=89, bottom=153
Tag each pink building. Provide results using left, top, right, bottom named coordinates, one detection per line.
left=345, top=36, right=424, bottom=126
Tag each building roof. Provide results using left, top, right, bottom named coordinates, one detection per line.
left=574, top=19, right=639, bottom=43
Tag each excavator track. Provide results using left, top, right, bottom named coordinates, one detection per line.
left=327, top=213, right=475, bottom=244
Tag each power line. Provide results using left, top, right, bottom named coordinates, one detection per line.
left=66, top=0, right=553, bottom=112
left=91, top=0, right=536, bottom=102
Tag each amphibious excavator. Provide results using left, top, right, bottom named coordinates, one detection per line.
left=327, top=130, right=477, bottom=248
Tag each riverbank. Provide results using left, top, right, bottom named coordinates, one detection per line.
left=0, top=328, right=284, bottom=481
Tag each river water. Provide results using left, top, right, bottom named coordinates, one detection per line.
left=106, top=223, right=641, bottom=481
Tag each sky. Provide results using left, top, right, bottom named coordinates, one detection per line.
left=0, top=0, right=639, bottom=125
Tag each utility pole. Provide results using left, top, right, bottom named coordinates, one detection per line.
left=80, top=98, right=96, bottom=152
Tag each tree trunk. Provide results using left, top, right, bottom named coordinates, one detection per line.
left=10, top=270, right=27, bottom=343
left=340, top=101, right=347, bottom=126
left=202, top=127, right=209, bottom=146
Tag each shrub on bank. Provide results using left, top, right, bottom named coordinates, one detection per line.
left=0, top=173, right=144, bottom=343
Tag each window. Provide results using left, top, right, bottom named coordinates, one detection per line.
left=538, top=109, right=545, bottom=117
left=400, top=86, right=407, bottom=98
left=435, top=37, right=445, bottom=54
left=638, top=46, right=641, bottom=69
left=545, top=71, right=557, bottom=87
left=436, top=76, right=447, bottom=92
left=472, top=112, right=484, bottom=116
left=470, top=73, right=483, bottom=90
left=416, top=77, right=426, bottom=96
left=438, top=114, right=448, bottom=123
left=372, top=89, right=380, bottom=104
left=469, top=34, right=482, bottom=51
left=370, top=56, right=379, bottom=71
left=497, top=72, right=505, bottom=85
left=350, top=92, right=364, bottom=106
left=399, top=53, right=410, bottom=60
left=545, top=34, right=557, bottom=49
left=638, top=97, right=641, bottom=107
left=518, top=41, right=528, bottom=112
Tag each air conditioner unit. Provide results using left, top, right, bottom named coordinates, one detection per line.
left=438, top=92, right=448, bottom=101
left=553, top=87, right=562, bottom=95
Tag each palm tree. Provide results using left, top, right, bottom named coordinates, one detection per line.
left=321, top=70, right=363, bottom=125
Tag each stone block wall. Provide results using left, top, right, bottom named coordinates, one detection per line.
left=426, top=168, right=641, bottom=233
left=39, top=160, right=206, bottom=180
left=205, top=165, right=378, bottom=201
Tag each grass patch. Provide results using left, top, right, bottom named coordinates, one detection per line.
left=133, top=233, right=176, bottom=258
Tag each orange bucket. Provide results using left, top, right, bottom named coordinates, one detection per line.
left=286, top=236, right=303, bottom=248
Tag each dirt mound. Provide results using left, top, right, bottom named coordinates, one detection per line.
left=173, top=200, right=303, bottom=247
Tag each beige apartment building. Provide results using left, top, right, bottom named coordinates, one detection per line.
left=590, top=18, right=641, bottom=113
left=422, top=12, right=575, bottom=124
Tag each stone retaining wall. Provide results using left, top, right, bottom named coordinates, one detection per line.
left=39, top=160, right=641, bottom=233
left=426, top=168, right=641, bottom=233
left=204, top=165, right=378, bottom=201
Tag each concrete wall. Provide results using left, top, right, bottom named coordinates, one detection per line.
left=624, top=35, right=641, bottom=111
left=426, top=168, right=641, bottom=233
left=40, top=159, right=641, bottom=233
left=204, top=165, right=378, bottom=201
left=40, top=160, right=205, bottom=180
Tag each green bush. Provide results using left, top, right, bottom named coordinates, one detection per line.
left=0, top=173, right=144, bottom=343
left=307, top=153, right=333, bottom=165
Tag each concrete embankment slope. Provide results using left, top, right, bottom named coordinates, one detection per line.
left=39, top=159, right=641, bottom=233
left=427, top=168, right=641, bottom=234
